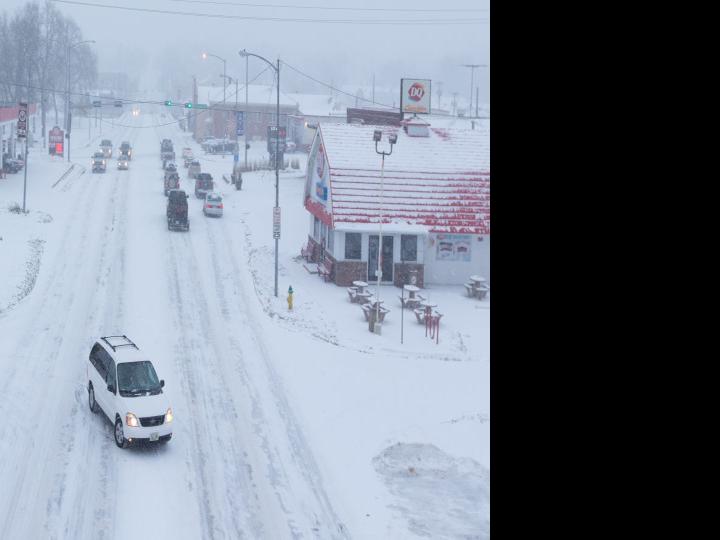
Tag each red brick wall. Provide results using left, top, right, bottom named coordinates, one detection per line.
left=393, top=263, right=425, bottom=288
left=335, top=261, right=368, bottom=287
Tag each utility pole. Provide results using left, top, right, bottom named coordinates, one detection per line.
left=372, top=73, right=375, bottom=104
left=476, top=87, right=479, bottom=118
left=245, top=54, right=249, bottom=169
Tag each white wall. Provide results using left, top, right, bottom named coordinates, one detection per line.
left=423, top=233, right=490, bottom=285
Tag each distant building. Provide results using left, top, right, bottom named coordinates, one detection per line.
left=1, top=103, right=39, bottom=166
left=191, top=83, right=298, bottom=142
left=301, top=118, right=490, bottom=287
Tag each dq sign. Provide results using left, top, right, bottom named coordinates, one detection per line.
left=401, top=78, right=431, bottom=114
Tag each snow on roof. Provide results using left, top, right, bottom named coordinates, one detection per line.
left=197, top=85, right=297, bottom=107
left=319, top=123, right=490, bottom=234
left=285, top=92, right=347, bottom=117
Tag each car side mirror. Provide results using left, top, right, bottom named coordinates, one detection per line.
left=160, top=380, right=165, bottom=388
left=107, top=383, right=115, bottom=394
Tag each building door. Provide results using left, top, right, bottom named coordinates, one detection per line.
left=368, top=235, right=393, bottom=282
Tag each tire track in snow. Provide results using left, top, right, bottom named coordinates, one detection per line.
left=0, top=122, right=134, bottom=539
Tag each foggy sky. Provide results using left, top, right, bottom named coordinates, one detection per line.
left=3, top=0, right=489, bottom=105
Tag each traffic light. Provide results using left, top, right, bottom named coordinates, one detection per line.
left=184, top=102, right=193, bottom=109
left=164, top=100, right=173, bottom=106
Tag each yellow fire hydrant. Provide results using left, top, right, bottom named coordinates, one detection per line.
left=287, top=285, right=294, bottom=310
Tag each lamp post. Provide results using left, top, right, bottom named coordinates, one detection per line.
left=202, top=52, right=227, bottom=137
left=220, top=74, right=239, bottom=178
left=372, top=129, right=397, bottom=333
left=66, top=39, right=95, bottom=162
left=239, top=49, right=281, bottom=297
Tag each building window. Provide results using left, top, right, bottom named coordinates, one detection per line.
left=345, top=233, right=361, bottom=260
left=327, top=230, right=334, bottom=253
left=313, top=216, right=320, bottom=240
left=401, top=235, right=418, bottom=262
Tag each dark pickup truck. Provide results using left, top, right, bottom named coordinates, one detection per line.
left=167, top=189, right=189, bottom=231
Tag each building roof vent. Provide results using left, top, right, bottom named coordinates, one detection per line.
left=401, top=116, right=430, bottom=137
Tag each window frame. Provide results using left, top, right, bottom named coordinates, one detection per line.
left=345, top=232, right=362, bottom=260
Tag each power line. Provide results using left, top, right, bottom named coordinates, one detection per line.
left=50, top=0, right=488, bottom=24
left=281, top=61, right=395, bottom=109
left=168, top=0, right=488, bottom=13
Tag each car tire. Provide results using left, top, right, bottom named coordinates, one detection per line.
left=114, top=417, right=128, bottom=448
left=88, top=383, right=99, bottom=413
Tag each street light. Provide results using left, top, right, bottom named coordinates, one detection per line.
left=239, top=49, right=281, bottom=298
left=66, top=39, right=95, bottom=162
left=371, top=129, right=397, bottom=334
left=220, top=73, right=240, bottom=180
left=202, top=52, right=227, bottom=136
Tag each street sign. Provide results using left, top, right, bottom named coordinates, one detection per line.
left=273, top=207, right=281, bottom=237
left=233, top=153, right=239, bottom=162
left=236, top=111, right=244, bottom=136
left=17, top=102, right=28, bottom=139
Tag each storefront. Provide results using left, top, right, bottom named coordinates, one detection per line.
left=302, top=120, right=490, bottom=287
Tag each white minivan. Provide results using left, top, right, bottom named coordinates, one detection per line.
left=87, top=336, right=173, bottom=448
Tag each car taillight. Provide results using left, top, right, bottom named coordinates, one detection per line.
left=218, top=203, right=223, bottom=208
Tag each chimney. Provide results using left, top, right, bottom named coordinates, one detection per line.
left=401, top=115, right=430, bottom=137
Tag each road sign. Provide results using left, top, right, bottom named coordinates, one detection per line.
left=236, top=111, right=244, bottom=136
left=273, top=207, right=281, bottom=237
left=17, top=102, right=28, bottom=138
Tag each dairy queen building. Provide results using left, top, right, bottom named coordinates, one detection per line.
left=301, top=118, right=490, bottom=288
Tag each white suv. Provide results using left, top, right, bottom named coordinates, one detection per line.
left=87, top=336, right=173, bottom=448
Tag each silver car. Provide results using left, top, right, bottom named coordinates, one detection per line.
left=117, top=156, right=129, bottom=170
left=202, top=192, right=223, bottom=217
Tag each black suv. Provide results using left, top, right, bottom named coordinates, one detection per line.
left=167, top=189, right=189, bottom=231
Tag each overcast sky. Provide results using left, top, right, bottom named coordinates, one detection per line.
left=4, top=0, right=489, bottom=107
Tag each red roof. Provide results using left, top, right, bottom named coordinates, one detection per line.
left=318, top=123, right=490, bottom=234
left=0, top=103, right=38, bottom=124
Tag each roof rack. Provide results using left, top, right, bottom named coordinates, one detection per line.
left=101, top=335, right=139, bottom=352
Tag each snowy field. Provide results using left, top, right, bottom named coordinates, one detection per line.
left=0, top=107, right=489, bottom=539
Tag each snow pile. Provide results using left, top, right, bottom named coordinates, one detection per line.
left=373, top=442, right=490, bottom=539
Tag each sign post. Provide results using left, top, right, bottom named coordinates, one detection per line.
left=17, top=103, right=28, bottom=213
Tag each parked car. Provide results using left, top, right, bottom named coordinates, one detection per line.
left=167, top=189, right=189, bottom=231
left=164, top=161, right=177, bottom=172
left=92, top=152, right=107, bottom=173
left=119, top=141, right=132, bottom=159
left=164, top=172, right=180, bottom=195
left=181, top=147, right=193, bottom=160
left=100, top=139, right=113, bottom=158
left=187, top=160, right=201, bottom=178
left=87, top=335, right=173, bottom=448
left=2, top=159, right=23, bottom=174
left=202, top=192, right=224, bottom=217
left=117, top=155, right=129, bottom=170
left=194, top=173, right=214, bottom=199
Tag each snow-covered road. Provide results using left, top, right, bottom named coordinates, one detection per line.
left=0, top=110, right=347, bottom=539
left=0, top=107, right=490, bottom=539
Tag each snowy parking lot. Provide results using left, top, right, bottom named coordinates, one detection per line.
left=0, top=108, right=489, bottom=539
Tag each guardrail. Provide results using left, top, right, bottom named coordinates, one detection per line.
left=52, top=164, right=75, bottom=188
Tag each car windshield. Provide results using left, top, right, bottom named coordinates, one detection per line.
left=207, top=194, right=221, bottom=202
left=117, top=361, right=161, bottom=396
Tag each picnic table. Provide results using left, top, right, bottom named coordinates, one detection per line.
left=464, top=275, right=490, bottom=299
left=400, top=284, right=426, bottom=309
left=361, top=301, right=390, bottom=323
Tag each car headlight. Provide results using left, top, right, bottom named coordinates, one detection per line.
left=126, top=413, right=139, bottom=427
left=165, top=408, right=173, bottom=423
